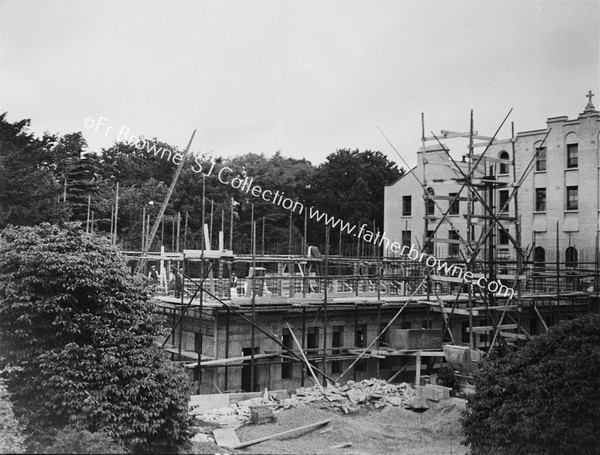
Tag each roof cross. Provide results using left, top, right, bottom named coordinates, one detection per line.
left=584, top=90, right=596, bottom=111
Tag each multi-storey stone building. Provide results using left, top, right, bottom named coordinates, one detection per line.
left=384, top=92, right=600, bottom=265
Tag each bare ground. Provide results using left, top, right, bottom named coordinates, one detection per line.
left=192, top=397, right=467, bottom=455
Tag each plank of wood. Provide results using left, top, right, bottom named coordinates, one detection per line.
left=232, top=418, right=333, bottom=449
left=499, top=331, right=529, bottom=340
left=429, top=238, right=465, bottom=245
left=428, top=275, right=464, bottom=283
left=428, top=305, right=480, bottom=316
left=468, top=324, right=517, bottom=333
left=186, top=352, right=278, bottom=368
left=430, top=195, right=469, bottom=202
left=331, top=442, right=353, bottom=449
left=471, top=138, right=515, bottom=148
left=348, top=349, right=385, bottom=359
left=213, top=428, right=241, bottom=448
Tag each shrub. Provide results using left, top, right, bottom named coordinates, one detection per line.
left=42, top=427, right=125, bottom=454
left=461, top=312, right=600, bottom=455
left=0, top=223, right=192, bottom=453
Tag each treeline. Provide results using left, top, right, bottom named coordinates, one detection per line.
left=0, top=113, right=403, bottom=254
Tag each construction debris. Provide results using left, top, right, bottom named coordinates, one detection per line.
left=191, top=377, right=419, bottom=441
left=418, top=384, right=451, bottom=402
left=251, top=405, right=275, bottom=424
left=212, top=428, right=241, bottom=448
left=282, top=378, right=419, bottom=414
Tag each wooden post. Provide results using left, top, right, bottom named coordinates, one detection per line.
left=229, top=198, right=234, bottom=250
left=176, top=212, right=181, bottom=253
left=210, top=199, right=214, bottom=245
left=113, top=182, right=119, bottom=245
left=262, top=217, right=265, bottom=256
left=322, top=226, right=329, bottom=386
left=288, top=209, right=292, bottom=255
left=135, top=130, right=196, bottom=274
left=250, top=211, right=256, bottom=392
left=184, top=211, right=189, bottom=250
left=415, top=351, right=422, bottom=386
left=286, top=323, right=325, bottom=394
left=301, top=306, right=306, bottom=386
left=201, top=175, right=206, bottom=253
left=141, top=206, right=146, bottom=252
left=225, top=307, right=230, bottom=391
left=86, top=194, right=91, bottom=233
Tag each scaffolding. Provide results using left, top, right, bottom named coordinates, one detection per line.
left=118, top=112, right=599, bottom=394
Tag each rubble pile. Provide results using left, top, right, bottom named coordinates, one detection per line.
left=191, top=395, right=272, bottom=429
left=285, top=378, right=418, bottom=414
left=191, top=378, right=418, bottom=432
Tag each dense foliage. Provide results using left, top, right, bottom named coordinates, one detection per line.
left=0, top=380, right=25, bottom=453
left=0, top=223, right=192, bottom=453
left=42, top=427, right=126, bottom=454
left=0, top=113, right=403, bottom=253
left=461, top=313, right=600, bottom=455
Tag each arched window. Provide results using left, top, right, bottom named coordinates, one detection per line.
left=426, top=187, right=435, bottom=216
left=565, top=246, right=578, bottom=268
left=534, top=246, right=545, bottom=266
left=498, top=151, right=510, bottom=175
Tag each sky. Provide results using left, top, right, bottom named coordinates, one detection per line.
left=1, top=0, right=598, bottom=168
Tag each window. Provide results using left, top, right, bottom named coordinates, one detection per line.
left=379, top=323, right=389, bottom=346
left=535, top=188, right=546, bottom=212
left=499, top=228, right=509, bottom=245
left=567, top=143, right=578, bottom=168
left=332, top=326, right=343, bottom=354
left=425, top=229, right=434, bottom=253
left=498, top=151, right=510, bottom=174
left=499, top=190, right=509, bottom=213
left=426, top=187, right=435, bottom=216
left=448, top=230, right=460, bottom=257
left=448, top=193, right=459, bottom=215
left=355, top=324, right=367, bottom=348
left=401, top=230, right=411, bottom=248
left=461, top=322, right=470, bottom=343
left=355, top=324, right=367, bottom=371
left=566, top=247, right=578, bottom=268
left=281, top=330, right=293, bottom=379
left=566, top=186, right=578, bottom=210
left=307, top=327, right=319, bottom=350
left=331, top=326, right=343, bottom=374
left=534, top=246, right=545, bottom=266
left=402, top=195, right=412, bottom=216
left=536, top=147, right=547, bottom=171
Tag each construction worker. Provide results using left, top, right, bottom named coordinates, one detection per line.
left=148, top=265, right=159, bottom=291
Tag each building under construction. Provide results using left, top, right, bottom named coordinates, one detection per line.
left=127, top=94, right=600, bottom=394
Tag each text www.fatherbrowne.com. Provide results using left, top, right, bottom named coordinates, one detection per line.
left=84, top=115, right=515, bottom=299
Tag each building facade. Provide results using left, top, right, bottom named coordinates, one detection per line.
left=384, top=93, right=600, bottom=266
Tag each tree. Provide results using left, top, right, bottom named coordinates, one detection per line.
left=461, top=313, right=600, bottom=455
left=307, top=149, right=403, bottom=249
left=0, top=113, right=68, bottom=227
left=0, top=223, right=192, bottom=453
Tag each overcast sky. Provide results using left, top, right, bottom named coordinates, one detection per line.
left=1, top=0, right=598, bottom=168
